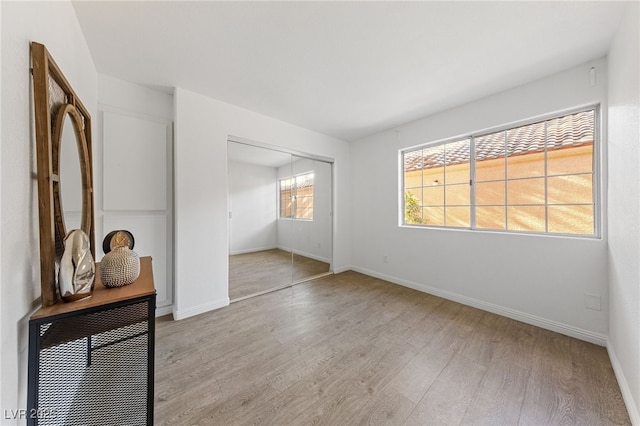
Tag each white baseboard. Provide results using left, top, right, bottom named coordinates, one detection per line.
left=173, top=298, right=229, bottom=320
left=607, top=342, right=640, bottom=425
left=230, top=246, right=277, bottom=256
left=332, top=265, right=351, bottom=274
left=276, top=245, right=331, bottom=264
left=349, top=265, right=608, bottom=346
left=155, top=305, right=173, bottom=317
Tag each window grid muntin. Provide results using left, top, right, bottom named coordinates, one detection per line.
left=503, top=131, right=508, bottom=229
left=544, top=120, right=549, bottom=233
left=469, top=137, right=477, bottom=229
left=402, top=106, right=598, bottom=237
left=406, top=140, right=471, bottom=228
left=279, top=177, right=293, bottom=219
left=444, top=139, right=471, bottom=227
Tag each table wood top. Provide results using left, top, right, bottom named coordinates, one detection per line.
left=31, top=256, right=155, bottom=320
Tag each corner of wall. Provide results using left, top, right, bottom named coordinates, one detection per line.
left=0, top=0, right=4, bottom=411
left=607, top=2, right=640, bottom=423
left=2, top=2, right=99, bottom=419
left=607, top=341, right=640, bottom=425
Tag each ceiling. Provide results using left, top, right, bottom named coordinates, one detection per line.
left=72, top=1, right=627, bottom=142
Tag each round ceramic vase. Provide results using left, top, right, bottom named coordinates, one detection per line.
left=100, top=246, right=140, bottom=288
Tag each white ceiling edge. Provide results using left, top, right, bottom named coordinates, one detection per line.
left=72, top=1, right=629, bottom=142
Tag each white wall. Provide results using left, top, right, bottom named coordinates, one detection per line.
left=276, top=158, right=332, bottom=263
left=97, top=75, right=174, bottom=315
left=607, top=2, right=640, bottom=423
left=0, top=0, right=4, bottom=413
left=174, top=88, right=350, bottom=320
left=350, top=58, right=609, bottom=344
left=1, top=1, right=97, bottom=420
left=229, top=160, right=278, bottom=254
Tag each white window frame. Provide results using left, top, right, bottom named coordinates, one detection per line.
left=400, top=105, right=601, bottom=238
left=279, top=171, right=314, bottom=221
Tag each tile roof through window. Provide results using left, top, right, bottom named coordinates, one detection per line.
left=404, top=110, right=594, bottom=171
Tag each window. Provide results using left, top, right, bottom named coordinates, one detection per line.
left=279, top=172, right=314, bottom=220
left=402, top=108, right=597, bottom=236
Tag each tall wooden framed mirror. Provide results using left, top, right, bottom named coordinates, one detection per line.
left=31, top=42, right=95, bottom=307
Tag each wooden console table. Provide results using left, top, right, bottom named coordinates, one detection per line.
left=27, top=257, right=156, bottom=426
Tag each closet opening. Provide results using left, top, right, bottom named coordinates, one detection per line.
left=227, top=136, right=334, bottom=302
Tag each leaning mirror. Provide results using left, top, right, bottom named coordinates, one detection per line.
left=31, top=42, right=95, bottom=306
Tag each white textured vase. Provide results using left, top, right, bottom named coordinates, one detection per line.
left=100, top=246, right=140, bottom=288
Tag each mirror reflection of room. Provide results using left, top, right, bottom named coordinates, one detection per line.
left=228, top=141, right=332, bottom=301
left=59, top=112, right=84, bottom=232
left=288, top=157, right=332, bottom=282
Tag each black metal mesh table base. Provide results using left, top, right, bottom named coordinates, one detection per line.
left=28, top=298, right=155, bottom=426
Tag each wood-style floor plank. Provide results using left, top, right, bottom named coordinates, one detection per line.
left=460, top=358, right=530, bottom=425
left=351, top=389, right=417, bottom=426
left=519, top=330, right=577, bottom=425
left=403, top=353, right=487, bottom=426
left=155, top=271, right=630, bottom=425
left=387, top=341, right=454, bottom=404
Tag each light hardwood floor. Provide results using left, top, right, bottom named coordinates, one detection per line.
left=155, top=271, right=630, bottom=425
left=229, top=249, right=330, bottom=301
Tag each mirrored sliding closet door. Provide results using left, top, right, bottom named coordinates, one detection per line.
left=227, top=140, right=333, bottom=302
left=289, top=157, right=332, bottom=283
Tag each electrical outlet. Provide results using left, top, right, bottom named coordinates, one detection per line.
left=585, top=294, right=601, bottom=311
left=383, top=255, right=388, bottom=263
left=317, top=242, right=321, bottom=248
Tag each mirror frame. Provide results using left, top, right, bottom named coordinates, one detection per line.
left=31, top=42, right=95, bottom=307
